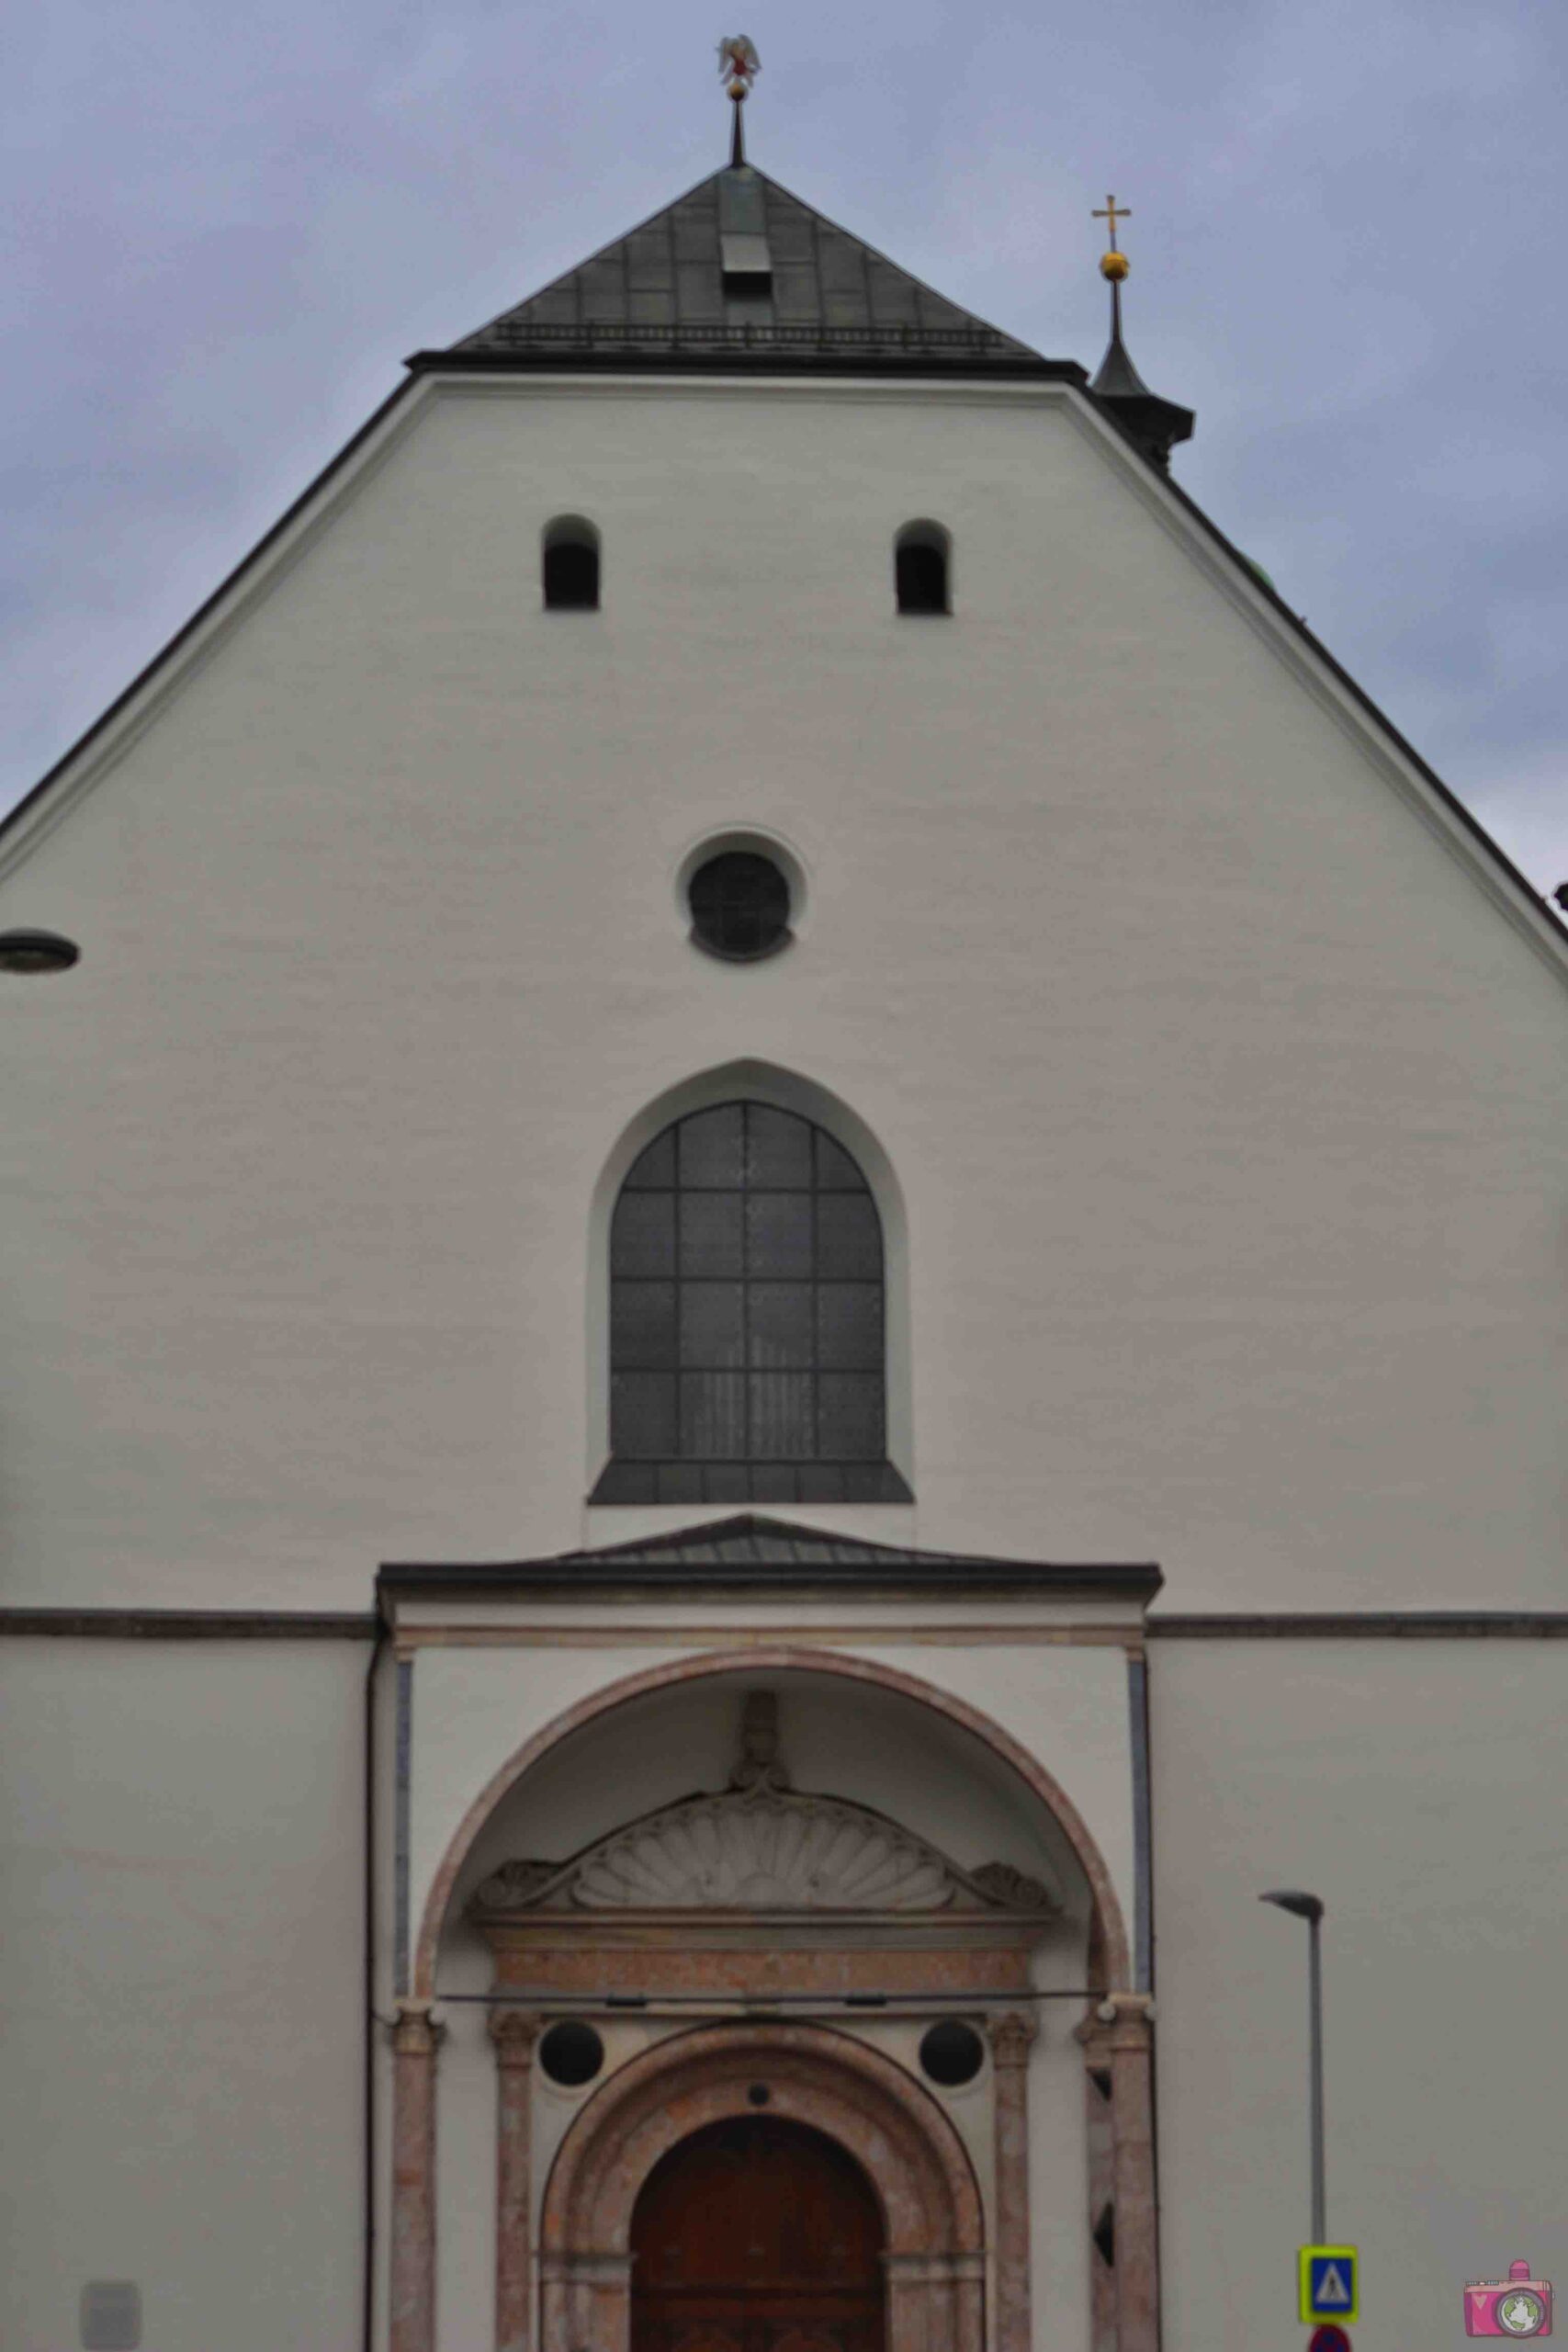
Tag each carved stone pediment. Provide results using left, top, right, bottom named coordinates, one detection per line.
left=470, top=1788, right=1055, bottom=1920
left=470, top=1692, right=1058, bottom=1927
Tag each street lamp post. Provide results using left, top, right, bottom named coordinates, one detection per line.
left=1260, top=1889, right=1326, bottom=2244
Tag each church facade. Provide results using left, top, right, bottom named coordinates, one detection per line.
left=3, top=121, right=1565, bottom=2352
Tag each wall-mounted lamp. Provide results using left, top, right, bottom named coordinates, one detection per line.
left=0, top=929, right=80, bottom=975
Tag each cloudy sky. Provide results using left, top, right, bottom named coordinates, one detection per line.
left=5, top=0, right=1565, bottom=896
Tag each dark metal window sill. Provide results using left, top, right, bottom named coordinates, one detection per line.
left=589, top=1461, right=913, bottom=1506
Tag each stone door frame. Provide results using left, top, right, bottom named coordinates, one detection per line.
left=538, top=2022, right=984, bottom=2352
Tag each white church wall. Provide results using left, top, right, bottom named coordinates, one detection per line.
left=1149, top=1637, right=1568, bottom=2350
left=0, top=1637, right=366, bottom=2352
left=1, top=375, right=1564, bottom=1617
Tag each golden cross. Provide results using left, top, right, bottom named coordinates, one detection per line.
left=1093, top=194, right=1132, bottom=254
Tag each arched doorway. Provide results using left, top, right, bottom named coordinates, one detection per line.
left=538, top=2022, right=983, bottom=2352
left=630, top=2115, right=886, bottom=2352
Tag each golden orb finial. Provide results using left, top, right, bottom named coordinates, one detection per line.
left=1092, top=193, right=1133, bottom=276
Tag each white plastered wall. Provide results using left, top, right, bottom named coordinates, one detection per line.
left=0, top=1639, right=366, bottom=2352
left=1149, top=1638, right=1568, bottom=2350
left=0, top=376, right=1563, bottom=1612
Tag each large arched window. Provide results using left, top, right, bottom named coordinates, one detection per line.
left=895, top=521, right=950, bottom=616
left=543, top=515, right=600, bottom=610
left=592, top=1101, right=910, bottom=1504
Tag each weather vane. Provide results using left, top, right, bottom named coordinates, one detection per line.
left=717, top=36, right=760, bottom=164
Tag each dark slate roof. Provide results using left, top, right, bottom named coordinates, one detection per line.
left=1089, top=294, right=1194, bottom=471
left=417, top=164, right=1085, bottom=381
left=379, top=1512, right=1161, bottom=1598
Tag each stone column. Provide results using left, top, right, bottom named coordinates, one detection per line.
left=1077, top=1994, right=1159, bottom=2352
left=390, top=2000, right=445, bottom=2352
left=987, top=2010, right=1037, bottom=2352
left=491, top=2010, right=540, bottom=2352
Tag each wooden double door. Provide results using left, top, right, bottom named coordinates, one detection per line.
left=630, top=2115, right=887, bottom=2352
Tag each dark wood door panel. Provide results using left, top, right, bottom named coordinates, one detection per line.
left=631, top=2118, right=886, bottom=2352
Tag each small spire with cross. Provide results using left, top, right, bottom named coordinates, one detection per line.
left=717, top=36, right=761, bottom=166
left=1093, top=194, right=1132, bottom=282
left=1087, top=185, right=1195, bottom=472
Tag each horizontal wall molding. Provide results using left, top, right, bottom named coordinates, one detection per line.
left=1148, top=1611, right=1568, bottom=1640
left=6, top=1606, right=1563, bottom=1642
left=0, top=1607, right=378, bottom=1640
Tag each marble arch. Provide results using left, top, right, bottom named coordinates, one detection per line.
left=536, top=2022, right=984, bottom=2352
left=391, top=1653, right=1156, bottom=2352
left=412, top=1645, right=1130, bottom=1998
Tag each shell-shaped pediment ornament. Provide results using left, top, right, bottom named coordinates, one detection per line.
left=469, top=1787, right=1056, bottom=1918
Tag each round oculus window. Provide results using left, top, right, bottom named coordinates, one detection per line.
left=919, top=2020, right=986, bottom=2087
left=538, top=2020, right=605, bottom=2087
left=688, top=851, right=791, bottom=962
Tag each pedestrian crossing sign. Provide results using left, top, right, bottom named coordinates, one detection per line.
left=1299, top=2245, right=1359, bottom=2323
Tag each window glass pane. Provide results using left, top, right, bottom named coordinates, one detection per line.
left=681, top=1371, right=747, bottom=1458
left=605, top=1102, right=894, bottom=1484
left=818, top=1374, right=884, bottom=1458
left=611, top=1373, right=677, bottom=1457
left=817, top=1283, right=882, bottom=1369
left=746, top=1105, right=813, bottom=1188
left=749, top=1374, right=815, bottom=1459
left=817, top=1193, right=882, bottom=1279
left=623, top=1133, right=675, bottom=1189
left=681, top=1283, right=745, bottom=1367
left=679, top=1104, right=745, bottom=1188
left=896, top=538, right=947, bottom=614
left=612, top=1282, right=677, bottom=1366
left=680, top=1193, right=744, bottom=1276
left=612, top=1193, right=675, bottom=1276
left=814, top=1133, right=869, bottom=1192
left=749, top=1283, right=813, bottom=1367
left=544, top=538, right=599, bottom=610
left=689, top=856, right=790, bottom=960
left=746, top=1192, right=813, bottom=1278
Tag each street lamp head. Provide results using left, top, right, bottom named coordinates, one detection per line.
left=1260, top=1889, right=1325, bottom=1923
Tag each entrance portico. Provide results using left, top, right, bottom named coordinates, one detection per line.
left=378, top=1518, right=1160, bottom=2352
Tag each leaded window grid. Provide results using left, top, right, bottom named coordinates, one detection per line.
left=594, top=1102, right=911, bottom=1504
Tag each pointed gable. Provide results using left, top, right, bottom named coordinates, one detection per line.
left=434, top=165, right=1079, bottom=378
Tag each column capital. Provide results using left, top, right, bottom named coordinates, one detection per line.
left=391, top=1998, right=446, bottom=2057
left=1075, top=1990, right=1155, bottom=2051
left=489, top=2007, right=542, bottom=2063
left=987, top=2008, right=1038, bottom=2068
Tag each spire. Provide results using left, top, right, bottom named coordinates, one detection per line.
left=1088, top=193, right=1194, bottom=471
left=716, top=36, right=760, bottom=167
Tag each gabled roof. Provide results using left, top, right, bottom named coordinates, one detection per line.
left=414, top=163, right=1084, bottom=381
left=379, top=1511, right=1162, bottom=1598
left=2, top=152, right=1564, bottom=990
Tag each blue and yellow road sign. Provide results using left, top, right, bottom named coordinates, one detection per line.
left=1299, top=2245, right=1359, bottom=2324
